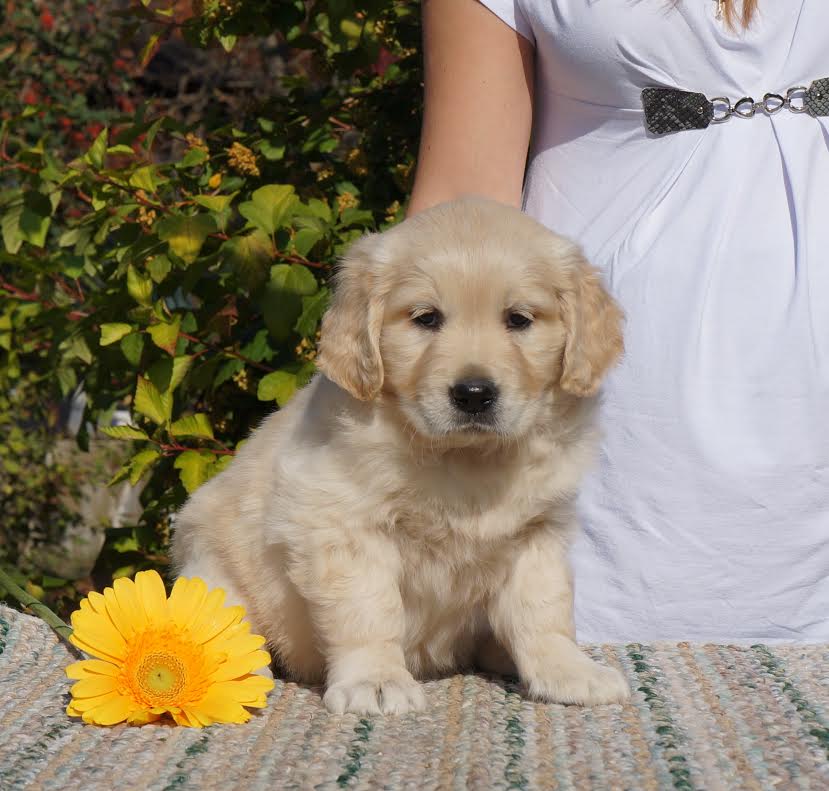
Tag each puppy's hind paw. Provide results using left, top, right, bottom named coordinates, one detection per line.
left=323, top=675, right=426, bottom=716
left=527, top=660, right=630, bottom=706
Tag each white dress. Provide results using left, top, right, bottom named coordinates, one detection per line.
left=478, top=0, right=829, bottom=643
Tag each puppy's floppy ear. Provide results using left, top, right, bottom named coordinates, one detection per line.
left=316, top=233, right=388, bottom=401
left=558, top=256, right=624, bottom=397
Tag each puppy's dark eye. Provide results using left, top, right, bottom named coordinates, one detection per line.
left=506, top=312, right=533, bottom=330
left=412, top=310, right=443, bottom=330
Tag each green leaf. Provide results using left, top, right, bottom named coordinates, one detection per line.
left=148, top=316, right=181, bottom=355
left=147, top=255, right=172, bottom=283
left=271, top=263, right=318, bottom=296
left=107, top=144, right=135, bottom=155
left=294, top=287, right=330, bottom=338
left=193, top=193, right=236, bottom=213
left=147, top=354, right=191, bottom=394
left=240, top=329, right=274, bottom=362
left=120, top=332, right=145, bottom=367
left=140, top=32, right=161, bottom=68
left=340, top=207, right=374, bottom=227
left=134, top=377, right=172, bottom=425
left=222, top=230, right=272, bottom=291
left=129, top=165, right=160, bottom=193
left=174, top=449, right=215, bottom=493
left=293, top=227, right=323, bottom=256
left=238, top=184, right=296, bottom=236
left=178, top=148, right=208, bottom=169
left=257, top=370, right=297, bottom=406
left=214, top=358, right=243, bottom=388
left=170, top=414, right=214, bottom=439
left=100, top=323, right=133, bottom=346
left=261, top=263, right=319, bottom=341
left=128, top=448, right=160, bottom=485
left=156, top=214, right=217, bottom=264
left=169, top=356, right=192, bottom=391
left=257, top=140, right=285, bottom=161
left=208, top=454, right=233, bottom=479
left=218, top=34, right=237, bottom=52
left=58, top=228, right=80, bottom=248
left=107, top=462, right=132, bottom=487
left=0, top=202, right=23, bottom=254
left=56, top=366, right=77, bottom=396
left=19, top=192, right=53, bottom=247
left=65, top=334, right=92, bottom=365
left=100, top=425, right=150, bottom=441
left=127, top=265, right=153, bottom=306
left=144, top=117, right=165, bottom=152
left=112, top=535, right=139, bottom=553
left=307, top=198, right=332, bottom=222
left=84, top=128, right=108, bottom=169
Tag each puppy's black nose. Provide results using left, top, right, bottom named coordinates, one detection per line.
left=450, top=378, right=498, bottom=414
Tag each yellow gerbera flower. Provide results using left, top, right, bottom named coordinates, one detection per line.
left=65, top=571, right=274, bottom=727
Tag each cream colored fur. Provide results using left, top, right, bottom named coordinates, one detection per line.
left=171, top=197, right=629, bottom=715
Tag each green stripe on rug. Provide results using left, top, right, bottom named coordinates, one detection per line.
left=751, top=645, right=829, bottom=760
left=0, top=615, right=8, bottom=656
left=162, top=733, right=211, bottom=791
left=626, top=645, right=697, bottom=791
left=0, top=720, right=74, bottom=789
left=336, top=717, right=374, bottom=787
left=503, top=679, right=529, bottom=789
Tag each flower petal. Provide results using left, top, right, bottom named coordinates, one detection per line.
left=135, top=570, right=168, bottom=625
left=102, top=586, right=137, bottom=639
left=209, top=651, right=272, bottom=683
left=210, top=631, right=266, bottom=658
left=86, top=591, right=108, bottom=615
left=204, top=621, right=254, bottom=652
left=66, top=659, right=121, bottom=679
left=185, top=587, right=227, bottom=637
left=82, top=695, right=133, bottom=726
left=69, top=634, right=124, bottom=664
left=70, top=609, right=126, bottom=661
left=194, top=602, right=246, bottom=646
left=126, top=709, right=161, bottom=726
left=112, top=577, right=147, bottom=633
left=67, top=691, right=120, bottom=714
left=173, top=708, right=204, bottom=727
left=71, top=676, right=118, bottom=699
left=194, top=690, right=251, bottom=725
left=213, top=675, right=275, bottom=706
left=168, top=577, right=208, bottom=630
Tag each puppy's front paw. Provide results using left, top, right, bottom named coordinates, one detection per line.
left=527, top=659, right=630, bottom=706
left=323, top=673, right=426, bottom=716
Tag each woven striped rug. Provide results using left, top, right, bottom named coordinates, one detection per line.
left=0, top=604, right=826, bottom=790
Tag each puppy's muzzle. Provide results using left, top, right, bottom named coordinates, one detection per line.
left=449, top=378, right=499, bottom=416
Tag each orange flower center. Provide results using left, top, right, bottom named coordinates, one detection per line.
left=121, top=627, right=213, bottom=709
left=137, top=653, right=186, bottom=699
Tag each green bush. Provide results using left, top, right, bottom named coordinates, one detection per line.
left=0, top=0, right=422, bottom=612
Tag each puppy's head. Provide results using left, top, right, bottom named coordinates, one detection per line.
left=317, top=197, right=623, bottom=442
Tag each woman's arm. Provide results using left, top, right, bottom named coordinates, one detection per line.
left=407, top=0, right=535, bottom=217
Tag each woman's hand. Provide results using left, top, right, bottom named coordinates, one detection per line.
left=408, top=0, right=535, bottom=216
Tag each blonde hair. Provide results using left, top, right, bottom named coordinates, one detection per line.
left=720, top=0, right=758, bottom=28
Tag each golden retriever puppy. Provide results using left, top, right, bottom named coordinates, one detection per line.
left=171, top=196, right=629, bottom=715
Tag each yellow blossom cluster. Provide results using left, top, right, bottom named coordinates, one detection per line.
left=185, top=133, right=208, bottom=152
left=337, top=191, right=359, bottom=214
left=227, top=142, right=260, bottom=177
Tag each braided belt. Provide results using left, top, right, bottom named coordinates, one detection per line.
left=642, top=77, right=829, bottom=135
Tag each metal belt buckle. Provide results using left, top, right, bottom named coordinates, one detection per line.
left=642, top=87, right=713, bottom=135
left=642, top=77, right=829, bottom=135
